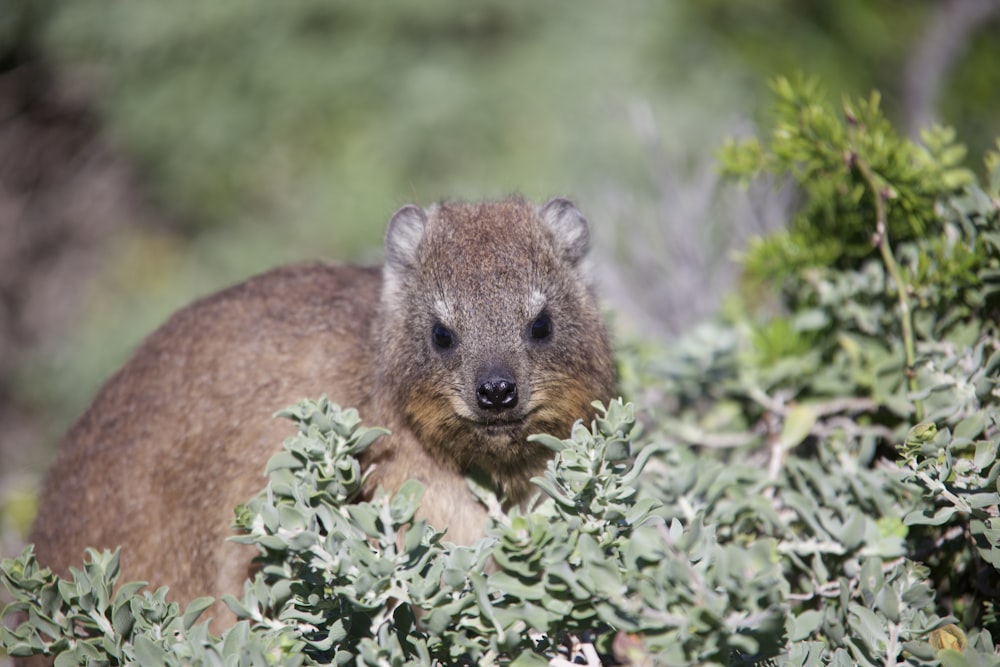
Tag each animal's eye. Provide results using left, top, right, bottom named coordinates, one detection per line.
left=529, top=312, right=552, bottom=341
left=432, top=322, right=455, bottom=350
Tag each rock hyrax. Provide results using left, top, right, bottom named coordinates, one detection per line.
left=28, top=196, right=616, bottom=628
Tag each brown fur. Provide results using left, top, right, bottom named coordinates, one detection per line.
left=27, top=197, right=616, bottom=637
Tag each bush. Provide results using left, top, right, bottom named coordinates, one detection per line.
left=3, top=76, right=1000, bottom=665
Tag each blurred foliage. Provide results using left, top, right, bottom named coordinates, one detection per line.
left=28, top=0, right=999, bottom=239
left=672, top=1, right=1000, bottom=166
left=673, top=0, right=923, bottom=85
left=36, top=0, right=652, bottom=236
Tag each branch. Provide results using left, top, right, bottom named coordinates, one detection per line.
left=885, top=623, right=901, bottom=667
left=786, top=557, right=906, bottom=603
left=848, top=151, right=925, bottom=422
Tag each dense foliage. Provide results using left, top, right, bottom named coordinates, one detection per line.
left=3, top=78, right=1000, bottom=665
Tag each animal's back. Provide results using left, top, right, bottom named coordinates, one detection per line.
left=29, top=262, right=381, bottom=611
left=24, top=196, right=617, bottom=659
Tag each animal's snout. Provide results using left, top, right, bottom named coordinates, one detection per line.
left=475, top=365, right=518, bottom=412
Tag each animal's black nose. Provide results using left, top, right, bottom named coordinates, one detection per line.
left=476, top=377, right=518, bottom=411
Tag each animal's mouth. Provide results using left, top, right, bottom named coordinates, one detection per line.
left=469, top=416, right=524, bottom=433
left=480, top=421, right=523, bottom=436
left=463, top=406, right=539, bottom=437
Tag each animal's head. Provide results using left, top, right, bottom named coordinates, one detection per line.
left=378, top=197, right=615, bottom=476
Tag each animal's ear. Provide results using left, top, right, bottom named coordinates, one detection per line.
left=384, top=204, right=428, bottom=271
left=539, top=197, right=590, bottom=266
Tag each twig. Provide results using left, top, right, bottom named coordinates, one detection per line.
left=549, top=634, right=605, bottom=666
left=885, top=623, right=901, bottom=667
left=848, top=150, right=925, bottom=422
left=807, top=397, right=879, bottom=417
left=683, top=431, right=759, bottom=449
left=787, top=557, right=905, bottom=603
left=811, top=416, right=895, bottom=442
left=787, top=581, right=842, bottom=602
left=765, top=411, right=784, bottom=485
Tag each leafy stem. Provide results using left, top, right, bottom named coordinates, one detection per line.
left=847, top=147, right=925, bottom=423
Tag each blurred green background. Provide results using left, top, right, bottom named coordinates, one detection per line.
left=1, top=0, right=999, bottom=557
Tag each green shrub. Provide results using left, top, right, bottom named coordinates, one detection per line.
left=3, top=76, right=1000, bottom=665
